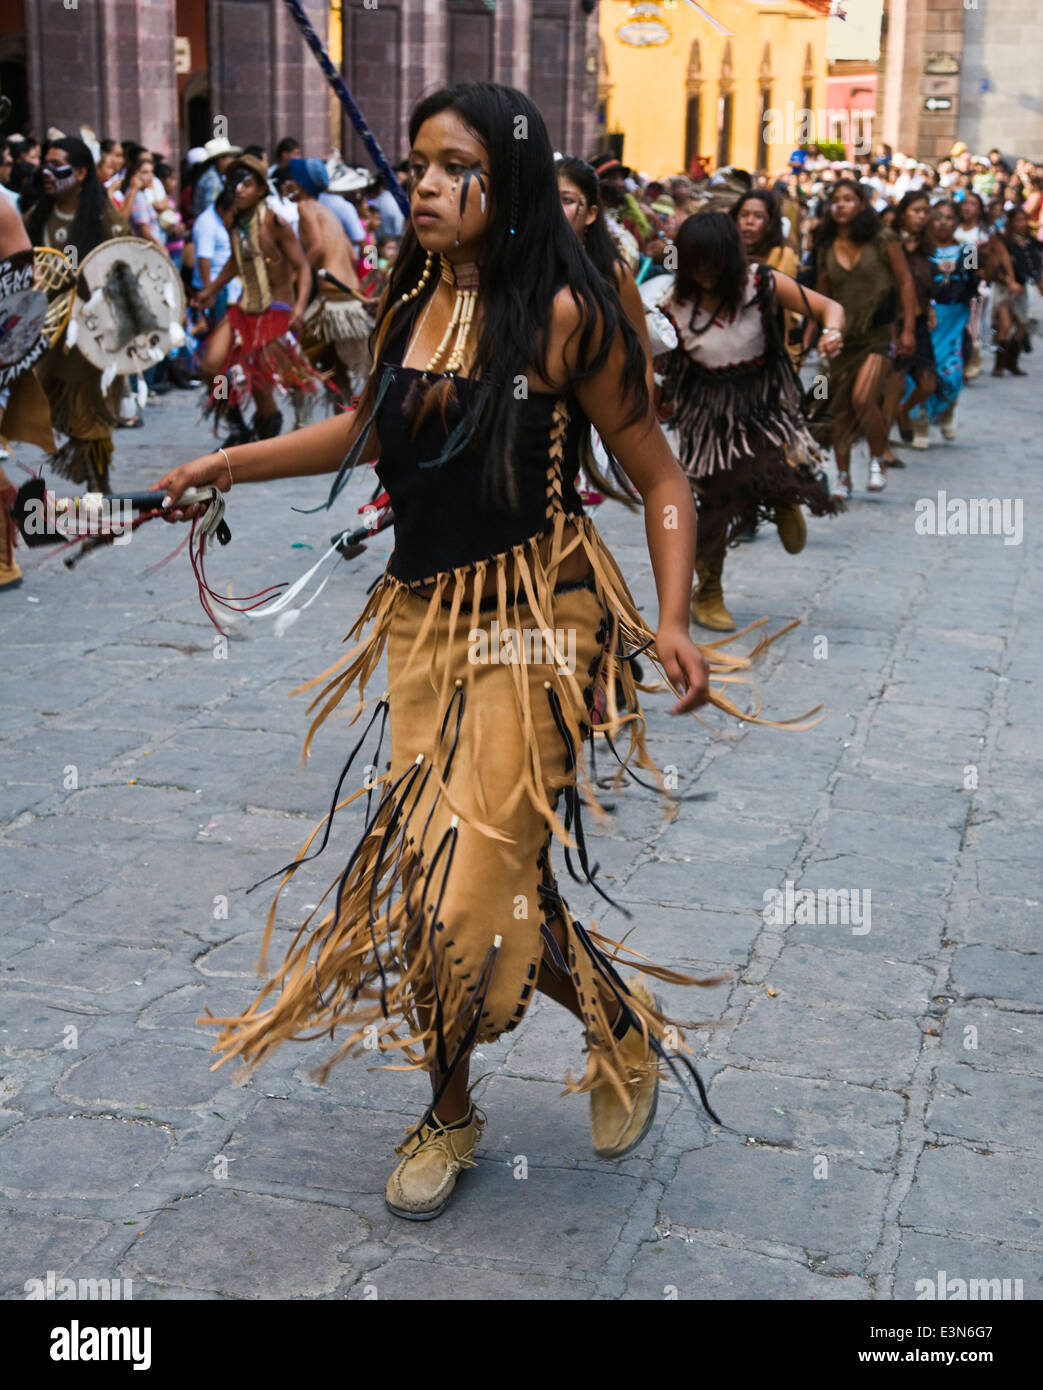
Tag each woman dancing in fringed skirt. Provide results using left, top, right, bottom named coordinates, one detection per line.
left=657, top=213, right=847, bottom=634
left=157, top=83, right=817, bottom=1222
left=809, top=179, right=918, bottom=496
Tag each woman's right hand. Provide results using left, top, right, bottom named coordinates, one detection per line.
left=153, top=454, right=224, bottom=522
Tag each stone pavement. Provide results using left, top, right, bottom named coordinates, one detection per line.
left=0, top=365, right=1039, bottom=1302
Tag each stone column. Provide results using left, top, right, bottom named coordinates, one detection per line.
left=530, top=0, right=597, bottom=155
left=881, top=0, right=965, bottom=159
left=208, top=0, right=327, bottom=159
left=339, top=0, right=413, bottom=170
left=25, top=0, right=178, bottom=156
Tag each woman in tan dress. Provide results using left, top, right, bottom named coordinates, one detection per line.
left=155, top=84, right=809, bottom=1224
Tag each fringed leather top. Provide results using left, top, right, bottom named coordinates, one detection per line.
left=374, top=362, right=587, bottom=584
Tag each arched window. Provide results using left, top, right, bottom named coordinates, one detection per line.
left=716, top=40, right=734, bottom=169
left=756, top=42, right=773, bottom=172
left=802, top=42, right=815, bottom=122
left=597, top=36, right=613, bottom=139
left=684, top=39, right=703, bottom=173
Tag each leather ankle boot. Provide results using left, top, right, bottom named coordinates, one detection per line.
left=691, top=554, right=735, bottom=631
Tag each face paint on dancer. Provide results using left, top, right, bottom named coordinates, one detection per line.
left=407, top=112, right=492, bottom=263
left=42, top=150, right=81, bottom=198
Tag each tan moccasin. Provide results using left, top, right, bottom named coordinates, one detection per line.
left=385, top=1104, right=484, bottom=1221
left=590, top=978, right=661, bottom=1160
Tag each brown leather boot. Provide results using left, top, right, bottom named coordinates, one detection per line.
left=1007, top=340, right=1027, bottom=376
left=691, top=554, right=735, bottom=631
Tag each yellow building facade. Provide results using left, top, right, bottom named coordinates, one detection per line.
left=598, top=1, right=831, bottom=178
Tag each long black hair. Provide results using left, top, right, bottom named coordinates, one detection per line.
left=729, top=189, right=784, bottom=256
left=351, top=82, right=649, bottom=507
left=24, top=136, right=112, bottom=257
left=556, top=155, right=623, bottom=284
left=672, top=211, right=751, bottom=326
left=811, top=178, right=881, bottom=262
left=554, top=155, right=642, bottom=506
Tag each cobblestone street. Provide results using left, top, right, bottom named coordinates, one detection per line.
left=1, top=365, right=1039, bottom=1302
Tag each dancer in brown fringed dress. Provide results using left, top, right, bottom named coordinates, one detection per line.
left=157, top=84, right=823, bottom=1224
left=0, top=194, right=57, bottom=588
left=23, top=137, right=128, bottom=492
left=658, top=212, right=847, bottom=634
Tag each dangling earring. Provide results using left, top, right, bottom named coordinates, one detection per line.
left=399, top=250, right=434, bottom=303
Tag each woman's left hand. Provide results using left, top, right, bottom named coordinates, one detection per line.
left=898, top=329, right=916, bottom=359
left=657, top=625, right=711, bottom=714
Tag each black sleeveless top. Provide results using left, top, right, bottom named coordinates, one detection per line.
left=374, top=359, right=588, bottom=584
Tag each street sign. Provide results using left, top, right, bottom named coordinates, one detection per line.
left=924, top=96, right=953, bottom=112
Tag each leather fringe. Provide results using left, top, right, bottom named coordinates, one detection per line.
left=197, top=519, right=814, bottom=1133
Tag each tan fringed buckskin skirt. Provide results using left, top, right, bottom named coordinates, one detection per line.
left=198, top=512, right=812, bottom=1127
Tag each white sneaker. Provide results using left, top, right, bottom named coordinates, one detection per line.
left=912, top=414, right=929, bottom=450
left=940, top=407, right=956, bottom=441
left=867, top=459, right=887, bottom=492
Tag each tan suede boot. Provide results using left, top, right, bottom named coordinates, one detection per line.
left=385, top=1103, right=484, bottom=1221
left=691, top=554, right=735, bottom=631
left=590, top=977, right=661, bottom=1159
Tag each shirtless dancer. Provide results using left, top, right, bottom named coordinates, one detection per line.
left=286, top=157, right=374, bottom=399
left=195, top=154, right=326, bottom=446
